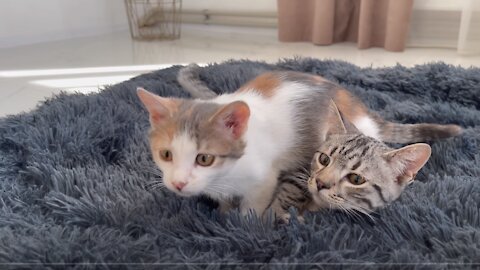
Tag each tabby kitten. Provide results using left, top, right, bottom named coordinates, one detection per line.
left=137, top=65, right=460, bottom=217
left=269, top=102, right=432, bottom=222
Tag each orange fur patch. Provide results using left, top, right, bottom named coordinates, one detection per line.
left=332, top=89, right=368, bottom=122
left=162, top=98, right=181, bottom=116
left=150, top=121, right=177, bottom=148
left=237, top=73, right=280, bottom=98
left=311, top=75, right=329, bottom=83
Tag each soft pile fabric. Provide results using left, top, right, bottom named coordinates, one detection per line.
left=0, top=59, right=478, bottom=268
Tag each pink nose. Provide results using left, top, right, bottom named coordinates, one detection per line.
left=172, top=181, right=187, bottom=191
left=316, top=179, right=323, bottom=190
left=316, top=179, right=328, bottom=190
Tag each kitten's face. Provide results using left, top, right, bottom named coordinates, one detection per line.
left=138, top=89, right=250, bottom=197
left=307, top=134, right=431, bottom=214
left=149, top=124, right=243, bottom=197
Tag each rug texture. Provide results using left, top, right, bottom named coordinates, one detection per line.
left=0, top=59, right=479, bottom=268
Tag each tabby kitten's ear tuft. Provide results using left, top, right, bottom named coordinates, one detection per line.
left=323, top=100, right=347, bottom=141
left=209, top=101, right=250, bottom=140
left=383, top=143, right=432, bottom=186
left=137, top=87, right=177, bottom=126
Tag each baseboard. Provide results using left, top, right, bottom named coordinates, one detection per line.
left=181, top=9, right=277, bottom=28
left=180, top=9, right=461, bottom=49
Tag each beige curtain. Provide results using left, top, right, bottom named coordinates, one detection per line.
left=277, top=0, right=414, bottom=52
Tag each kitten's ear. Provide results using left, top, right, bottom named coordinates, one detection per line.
left=137, top=87, right=177, bottom=126
left=322, top=100, right=347, bottom=140
left=383, top=143, right=431, bottom=186
left=342, top=116, right=361, bottom=134
left=209, top=101, right=250, bottom=140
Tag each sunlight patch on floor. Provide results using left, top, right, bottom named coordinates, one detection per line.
left=31, top=74, right=138, bottom=93
left=0, top=64, right=186, bottom=78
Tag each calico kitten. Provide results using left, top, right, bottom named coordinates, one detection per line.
left=269, top=102, right=432, bottom=222
left=137, top=65, right=461, bottom=217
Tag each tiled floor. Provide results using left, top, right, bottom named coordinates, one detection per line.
left=1, top=24, right=479, bottom=117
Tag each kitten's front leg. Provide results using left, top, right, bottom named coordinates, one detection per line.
left=268, top=193, right=310, bottom=223
left=267, top=171, right=312, bottom=223
left=218, top=196, right=242, bottom=213
left=268, top=198, right=293, bottom=223
left=240, top=169, right=279, bottom=217
left=218, top=200, right=233, bottom=213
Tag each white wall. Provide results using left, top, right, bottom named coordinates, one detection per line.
left=0, top=0, right=128, bottom=48
left=413, top=0, right=464, bottom=10
left=0, top=0, right=463, bottom=49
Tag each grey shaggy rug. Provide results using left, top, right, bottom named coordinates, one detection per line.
left=0, top=59, right=479, bottom=269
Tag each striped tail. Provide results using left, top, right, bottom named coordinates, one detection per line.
left=177, top=63, right=217, bottom=99
left=332, top=88, right=462, bottom=144
left=374, top=119, right=462, bottom=144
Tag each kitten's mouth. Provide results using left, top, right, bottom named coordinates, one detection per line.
left=176, top=190, right=194, bottom=197
left=308, top=177, right=322, bottom=195
left=307, top=178, right=329, bottom=206
left=307, top=176, right=333, bottom=205
left=167, top=185, right=197, bottom=197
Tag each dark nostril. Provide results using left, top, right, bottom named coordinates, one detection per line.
left=316, top=179, right=325, bottom=190
left=173, top=181, right=187, bottom=191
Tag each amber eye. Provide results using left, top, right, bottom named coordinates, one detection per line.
left=196, top=154, right=215, bottom=166
left=347, top=173, right=366, bottom=185
left=159, top=150, right=172, bottom=161
left=318, top=153, right=330, bottom=166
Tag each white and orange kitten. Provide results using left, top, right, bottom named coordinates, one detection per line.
left=138, top=69, right=461, bottom=216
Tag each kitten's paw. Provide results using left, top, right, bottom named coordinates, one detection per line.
left=297, top=215, right=305, bottom=224
left=277, top=213, right=305, bottom=224
left=278, top=213, right=291, bottom=224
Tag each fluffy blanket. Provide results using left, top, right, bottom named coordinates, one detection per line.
left=0, top=59, right=479, bottom=268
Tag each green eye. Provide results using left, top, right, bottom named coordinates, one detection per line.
left=159, top=150, right=172, bottom=161
left=196, top=154, right=215, bottom=167
left=318, top=153, right=330, bottom=166
left=347, top=173, right=366, bottom=185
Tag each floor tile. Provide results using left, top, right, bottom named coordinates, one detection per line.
left=0, top=24, right=479, bottom=117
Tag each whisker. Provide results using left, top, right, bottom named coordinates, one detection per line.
left=324, top=194, right=367, bottom=221
left=144, top=169, right=163, bottom=176
left=144, top=180, right=167, bottom=191
left=342, top=199, right=376, bottom=222
left=137, top=166, right=164, bottom=175
left=207, top=183, right=236, bottom=194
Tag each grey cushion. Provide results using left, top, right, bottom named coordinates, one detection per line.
left=0, top=59, right=478, bottom=267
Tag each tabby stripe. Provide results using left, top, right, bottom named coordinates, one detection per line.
left=372, top=184, right=387, bottom=203
left=282, top=178, right=307, bottom=191
left=344, top=134, right=362, bottom=145
left=279, top=198, right=289, bottom=210
left=330, top=146, right=339, bottom=156
left=351, top=160, right=362, bottom=170
left=347, top=155, right=357, bottom=160
left=360, top=146, right=370, bottom=157
left=280, top=186, right=291, bottom=194
left=338, top=146, right=346, bottom=154
left=353, top=138, right=369, bottom=149
left=286, top=195, right=298, bottom=203
left=296, top=196, right=307, bottom=203
left=357, top=197, right=373, bottom=209
left=342, top=146, right=356, bottom=156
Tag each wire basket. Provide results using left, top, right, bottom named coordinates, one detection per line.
left=125, top=0, right=182, bottom=40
